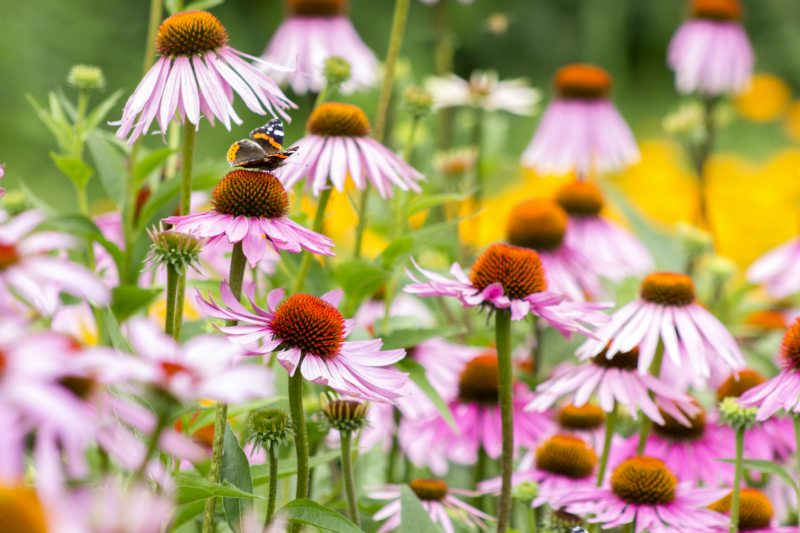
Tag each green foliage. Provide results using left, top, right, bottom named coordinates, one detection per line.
left=221, top=423, right=254, bottom=533
left=111, top=285, right=161, bottom=322
left=395, top=358, right=457, bottom=432
left=172, top=475, right=266, bottom=505
left=278, top=499, right=364, bottom=533
left=399, top=485, right=439, bottom=533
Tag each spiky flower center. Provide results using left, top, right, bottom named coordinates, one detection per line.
left=409, top=479, right=448, bottom=501
left=458, top=354, right=499, bottom=405
left=470, top=244, right=548, bottom=300
left=155, top=11, right=228, bottom=58
left=536, top=435, right=596, bottom=479
left=307, top=103, right=371, bottom=137
left=710, top=489, right=773, bottom=531
left=0, top=484, right=47, bottom=533
left=0, top=244, right=19, bottom=270
left=558, top=404, right=606, bottom=431
left=506, top=199, right=568, bottom=251
left=212, top=170, right=289, bottom=219
left=555, top=64, right=612, bottom=100
left=640, top=273, right=696, bottom=306
left=271, top=294, right=346, bottom=358
left=555, top=182, right=604, bottom=217
left=652, top=404, right=705, bottom=441
left=552, top=508, right=583, bottom=529
left=717, top=369, right=766, bottom=401
left=693, top=0, right=742, bottom=21
left=781, top=319, right=800, bottom=370
left=591, top=346, right=640, bottom=371
left=288, top=0, right=347, bottom=16
left=611, top=457, right=677, bottom=505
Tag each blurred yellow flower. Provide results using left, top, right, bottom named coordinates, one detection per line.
left=784, top=100, right=800, bottom=142
left=735, top=73, right=791, bottom=122
left=149, top=296, right=201, bottom=330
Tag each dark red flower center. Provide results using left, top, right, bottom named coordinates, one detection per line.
left=693, top=0, right=742, bottom=21
left=271, top=294, right=346, bottom=358
left=409, top=479, right=447, bottom=501
left=458, top=354, right=499, bottom=405
left=555, top=181, right=604, bottom=217
left=307, top=103, right=371, bottom=137
left=717, top=369, right=767, bottom=401
left=558, top=404, right=606, bottom=431
left=592, top=345, right=640, bottom=371
left=652, top=402, right=705, bottom=441
left=611, top=456, right=677, bottom=505
left=640, top=272, right=696, bottom=306
left=555, top=64, right=612, bottom=100
left=710, top=489, right=773, bottom=531
left=506, top=199, right=567, bottom=251
left=212, top=170, right=290, bottom=219
left=287, top=0, right=348, bottom=16
left=470, top=244, right=548, bottom=300
left=0, top=244, right=20, bottom=270
left=155, top=11, right=229, bottom=57
left=161, top=362, right=188, bottom=379
left=781, top=319, right=800, bottom=371
left=536, top=435, right=596, bottom=479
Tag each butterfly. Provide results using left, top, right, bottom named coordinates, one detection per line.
left=226, top=118, right=298, bottom=172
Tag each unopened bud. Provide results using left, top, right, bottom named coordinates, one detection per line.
left=404, top=85, right=435, bottom=119
left=247, top=408, right=293, bottom=454
left=67, top=65, right=106, bottom=92
left=718, top=397, right=758, bottom=431
left=324, top=56, right=351, bottom=87
left=144, top=224, right=205, bottom=274
left=321, top=393, right=370, bottom=433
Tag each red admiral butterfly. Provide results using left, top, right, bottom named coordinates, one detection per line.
left=226, top=118, right=298, bottom=172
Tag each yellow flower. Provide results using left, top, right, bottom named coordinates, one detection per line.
left=735, top=73, right=791, bottom=122
left=149, top=295, right=201, bottom=329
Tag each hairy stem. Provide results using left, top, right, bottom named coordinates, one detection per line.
left=164, top=264, right=180, bottom=338
left=526, top=505, right=537, bottom=533
left=795, top=417, right=800, bottom=530
left=265, top=443, right=279, bottom=528
left=288, top=359, right=310, bottom=533
left=135, top=410, right=169, bottom=480
left=730, top=426, right=745, bottom=533
left=293, top=188, right=332, bottom=294
left=373, top=0, right=411, bottom=144
left=340, top=430, right=360, bottom=527
left=597, top=401, right=617, bottom=486
left=495, top=308, right=514, bottom=533
left=637, top=341, right=664, bottom=455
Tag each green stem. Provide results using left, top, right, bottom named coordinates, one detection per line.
left=474, top=445, right=487, bottom=511
left=730, top=426, right=745, bottom=533
left=637, top=341, right=665, bottom=455
left=597, top=401, right=617, bottom=486
left=495, top=308, right=514, bottom=533
left=179, top=123, right=196, bottom=216
left=314, top=82, right=338, bottom=109
left=526, top=505, right=537, bottom=533
left=340, top=430, right=360, bottom=527
left=289, top=360, right=310, bottom=515
left=531, top=317, right=542, bottom=379
left=793, top=417, right=800, bottom=530
left=165, top=124, right=181, bottom=180
left=353, top=184, right=371, bottom=260
left=374, top=0, right=411, bottom=143
left=74, top=89, right=90, bottom=157
left=173, top=274, right=186, bottom=341
left=164, top=264, right=180, bottom=338
left=265, top=443, right=279, bottom=528
left=693, top=96, right=719, bottom=240
left=293, top=188, right=332, bottom=294
left=135, top=410, right=169, bottom=479
left=472, top=107, right=484, bottom=202
left=386, top=408, right=401, bottom=483
left=201, top=243, right=246, bottom=533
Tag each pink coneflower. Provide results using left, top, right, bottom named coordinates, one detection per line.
left=399, top=353, right=555, bottom=475
left=551, top=403, right=608, bottom=450
left=259, top=0, right=379, bottom=95
left=277, top=103, right=424, bottom=199
left=404, top=243, right=611, bottom=334
left=425, top=70, right=540, bottom=115
left=667, top=0, right=754, bottom=96
left=197, top=284, right=408, bottom=403
left=0, top=163, right=5, bottom=197
left=740, top=319, right=800, bottom=420
left=746, top=237, right=800, bottom=299
left=577, top=272, right=744, bottom=381
left=708, top=488, right=796, bottom=533
left=164, top=169, right=334, bottom=267
left=555, top=181, right=653, bottom=281
left=0, top=210, right=110, bottom=317
left=369, top=479, right=492, bottom=533
left=480, top=435, right=598, bottom=509
left=521, top=63, right=640, bottom=177
left=113, top=10, right=295, bottom=144
left=352, top=291, right=435, bottom=333
left=506, top=198, right=604, bottom=302
left=613, top=403, right=736, bottom=487
left=561, top=456, right=729, bottom=532
left=528, top=346, right=700, bottom=427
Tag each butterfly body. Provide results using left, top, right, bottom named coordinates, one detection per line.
left=227, top=118, right=298, bottom=172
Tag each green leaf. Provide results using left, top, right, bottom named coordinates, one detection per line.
left=111, top=285, right=161, bottom=323
left=27, top=93, right=73, bottom=152
left=172, top=475, right=266, bottom=505
left=105, top=308, right=133, bottom=353
left=87, top=131, right=127, bottom=209
left=381, top=327, right=465, bottom=351
left=188, top=397, right=286, bottom=433
left=37, top=214, right=123, bottom=268
left=185, top=0, right=226, bottom=10
left=168, top=501, right=207, bottom=532
left=278, top=499, right=363, bottom=533
left=381, top=238, right=415, bottom=270
left=221, top=423, right=254, bottom=533
left=717, top=459, right=797, bottom=489
left=137, top=169, right=222, bottom=231
left=82, top=89, right=123, bottom=134
left=165, top=0, right=181, bottom=14
left=404, top=187, right=479, bottom=218
left=51, top=154, right=93, bottom=188
left=252, top=450, right=341, bottom=487
left=395, top=358, right=457, bottom=432
left=335, top=260, right=388, bottom=311
left=135, top=148, right=175, bottom=188
left=399, top=485, right=439, bottom=533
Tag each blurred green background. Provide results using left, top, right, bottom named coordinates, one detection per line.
left=3, top=0, right=800, bottom=212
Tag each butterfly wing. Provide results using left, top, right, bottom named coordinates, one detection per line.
left=250, top=118, right=284, bottom=155
left=256, top=146, right=299, bottom=172
left=227, top=139, right=269, bottom=168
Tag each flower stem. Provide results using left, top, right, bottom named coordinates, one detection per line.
left=386, top=408, right=401, bottom=483
left=293, top=188, right=332, bottom=294
left=472, top=107, right=484, bottom=202
left=373, top=0, right=411, bottom=144
left=526, top=505, right=537, bottom=533
left=495, top=307, right=514, bottom=533
left=794, top=417, right=800, bottom=530
left=164, top=264, right=180, bottom=338
left=353, top=185, right=371, bottom=260
left=173, top=275, right=187, bottom=341
left=265, top=443, right=279, bottom=528
left=135, top=409, right=169, bottom=479
left=201, top=242, right=246, bottom=533
left=288, top=359, right=310, bottom=521
left=171, top=124, right=197, bottom=340
left=637, top=341, right=664, bottom=455
left=730, top=426, right=745, bottom=533
left=314, top=81, right=337, bottom=109
left=530, top=317, right=542, bottom=379
left=474, top=445, right=487, bottom=511
left=340, top=430, right=361, bottom=527
left=692, top=96, right=719, bottom=239
left=597, top=400, right=617, bottom=487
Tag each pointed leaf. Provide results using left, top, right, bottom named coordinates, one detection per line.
left=87, top=131, right=127, bottom=209
left=111, top=285, right=161, bottom=322
left=381, top=327, right=466, bottom=351
left=187, top=397, right=286, bottom=433
left=51, top=154, right=93, bottom=188
left=172, top=475, right=266, bottom=505
left=168, top=501, right=207, bottom=532
left=221, top=422, right=254, bottom=533
left=135, top=148, right=175, bottom=188
left=335, top=260, right=389, bottom=313
left=404, top=187, right=479, bottom=217
left=278, top=499, right=363, bottom=533
left=395, top=358, right=457, bottom=432
left=251, top=450, right=341, bottom=487
left=399, top=485, right=439, bottom=533
left=27, top=94, right=73, bottom=152
left=106, top=308, right=133, bottom=353
left=83, top=89, right=123, bottom=133
left=185, top=0, right=226, bottom=10
left=717, top=458, right=797, bottom=489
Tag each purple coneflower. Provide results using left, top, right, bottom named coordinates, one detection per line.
left=369, top=479, right=492, bottom=533
left=552, top=403, right=608, bottom=450
left=0, top=210, right=110, bottom=317
left=577, top=272, right=744, bottom=382
left=404, top=243, right=612, bottom=333
left=278, top=103, right=424, bottom=199
left=708, top=488, right=797, bottom=533
left=425, top=70, right=540, bottom=116
left=746, top=236, right=800, bottom=299
left=259, top=0, right=379, bottom=95
left=561, top=456, right=729, bottom=532
left=667, top=0, right=754, bottom=96
left=521, top=63, right=640, bottom=177
left=0, top=164, right=5, bottom=197
left=164, top=169, right=334, bottom=267
left=197, top=285, right=408, bottom=403
left=555, top=181, right=653, bottom=281
left=506, top=198, right=604, bottom=302
left=113, top=10, right=295, bottom=144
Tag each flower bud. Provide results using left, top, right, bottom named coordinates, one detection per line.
left=718, top=396, right=758, bottom=431
left=144, top=224, right=205, bottom=274
left=676, top=222, right=713, bottom=258
left=247, top=408, right=293, bottom=454
left=321, top=393, right=370, bottom=433
left=404, top=85, right=435, bottom=119
left=512, top=480, right=539, bottom=502
left=324, top=56, right=351, bottom=87
left=67, top=65, right=106, bottom=92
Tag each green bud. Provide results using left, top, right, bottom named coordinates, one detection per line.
left=1, top=190, right=31, bottom=217
left=704, top=255, right=738, bottom=286
left=512, top=480, right=539, bottom=502
left=403, top=85, right=435, bottom=119
left=324, top=56, right=351, bottom=87
left=144, top=224, right=205, bottom=275
left=676, top=222, right=713, bottom=258
left=67, top=65, right=106, bottom=92
left=718, top=396, right=758, bottom=431
left=247, top=408, right=293, bottom=455
left=321, top=393, right=370, bottom=433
